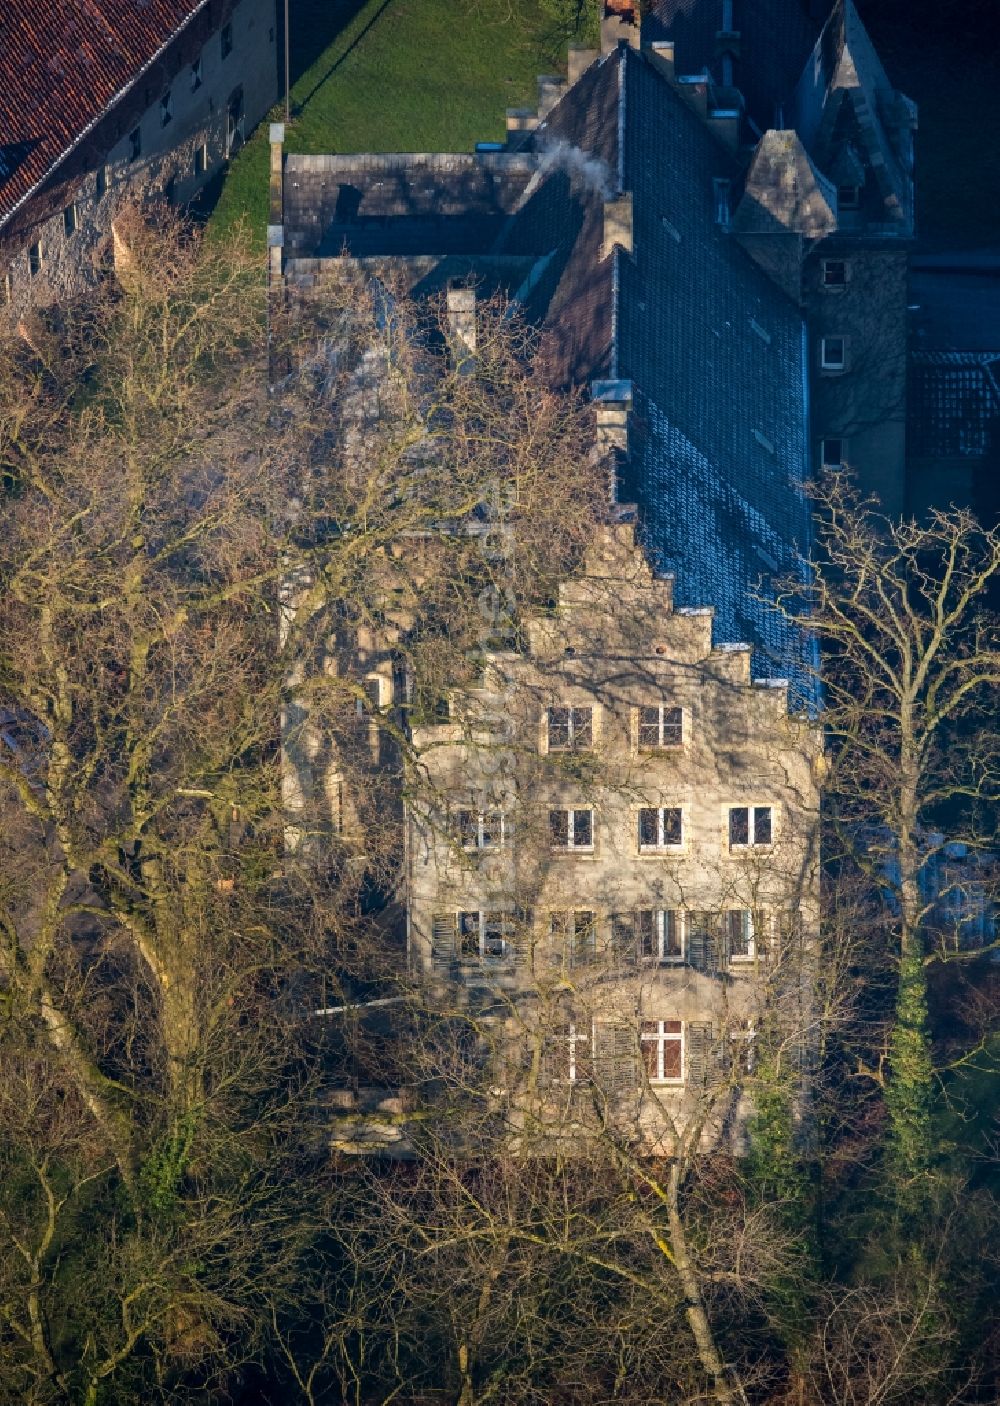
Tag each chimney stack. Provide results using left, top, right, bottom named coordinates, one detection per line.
left=601, top=0, right=640, bottom=54
left=602, top=192, right=633, bottom=260
left=591, top=379, right=633, bottom=458
left=446, top=286, right=476, bottom=370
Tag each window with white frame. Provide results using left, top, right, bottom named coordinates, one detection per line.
left=725, top=909, right=755, bottom=960
left=550, top=808, right=594, bottom=850
left=820, top=436, right=845, bottom=468
left=641, top=1020, right=684, bottom=1082
left=638, top=806, right=683, bottom=851
left=550, top=910, right=596, bottom=966
left=837, top=184, right=860, bottom=210
left=636, top=909, right=684, bottom=962
left=28, top=243, right=42, bottom=276
left=638, top=704, right=682, bottom=749
left=191, top=55, right=203, bottom=91
left=458, top=910, right=513, bottom=960
left=820, top=336, right=847, bottom=372
left=729, top=805, right=772, bottom=848
left=63, top=203, right=77, bottom=236
left=548, top=705, right=593, bottom=750
left=547, top=1022, right=590, bottom=1083
left=456, top=809, right=505, bottom=850
left=160, top=90, right=172, bottom=127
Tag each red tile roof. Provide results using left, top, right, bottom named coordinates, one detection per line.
left=0, top=0, right=210, bottom=229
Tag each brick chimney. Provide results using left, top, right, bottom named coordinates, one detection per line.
left=602, top=192, right=633, bottom=260
left=601, top=0, right=640, bottom=54
left=446, top=285, right=476, bottom=370
left=592, top=379, right=632, bottom=456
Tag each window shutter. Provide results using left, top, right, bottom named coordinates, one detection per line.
left=512, top=909, right=533, bottom=967
left=574, top=912, right=597, bottom=966
left=686, top=1021, right=717, bottom=1089
left=687, top=912, right=722, bottom=975
left=431, top=913, right=456, bottom=966
left=594, top=1022, right=636, bottom=1095
left=611, top=912, right=638, bottom=969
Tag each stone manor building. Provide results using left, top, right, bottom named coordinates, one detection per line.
left=273, top=0, right=915, bottom=1134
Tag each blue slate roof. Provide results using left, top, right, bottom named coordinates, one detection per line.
left=511, top=47, right=816, bottom=706
left=645, top=0, right=830, bottom=131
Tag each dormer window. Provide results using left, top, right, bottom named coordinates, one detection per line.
left=820, top=437, right=845, bottom=468
left=820, top=336, right=848, bottom=373
left=837, top=184, right=860, bottom=210
left=713, top=178, right=731, bottom=228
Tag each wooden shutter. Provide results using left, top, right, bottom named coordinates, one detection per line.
left=686, top=912, right=721, bottom=975
left=431, top=913, right=456, bottom=966
left=573, top=911, right=597, bottom=966
left=512, top=909, right=533, bottom=967
left=594, top=1022, right=636, bottom=1095
left=611, top=912, right=638, bottom=968
left=686, top=1021, right=718, bottom=1089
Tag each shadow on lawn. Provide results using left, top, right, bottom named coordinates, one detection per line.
left=289, top=0, right=395, bottom=113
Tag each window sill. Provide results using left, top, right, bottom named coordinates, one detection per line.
left=638, top=847, right=685, bottom=856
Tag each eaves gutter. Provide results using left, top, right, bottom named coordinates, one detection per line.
left=0, top=0, right=212, bottom=237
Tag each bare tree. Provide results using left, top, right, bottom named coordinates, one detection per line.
left=0, top=210, right=603, bottom=1402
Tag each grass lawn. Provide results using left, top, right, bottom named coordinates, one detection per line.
left=210, top=0, right=577, bottom=245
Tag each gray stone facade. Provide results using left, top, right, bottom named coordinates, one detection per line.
left=406, top=518, right=822, bottom=1148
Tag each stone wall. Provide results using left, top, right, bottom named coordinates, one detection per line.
left=1, top=0, right=277, bottom=315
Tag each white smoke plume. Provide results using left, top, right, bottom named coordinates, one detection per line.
left=535, top=135, right=615, bottom=201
